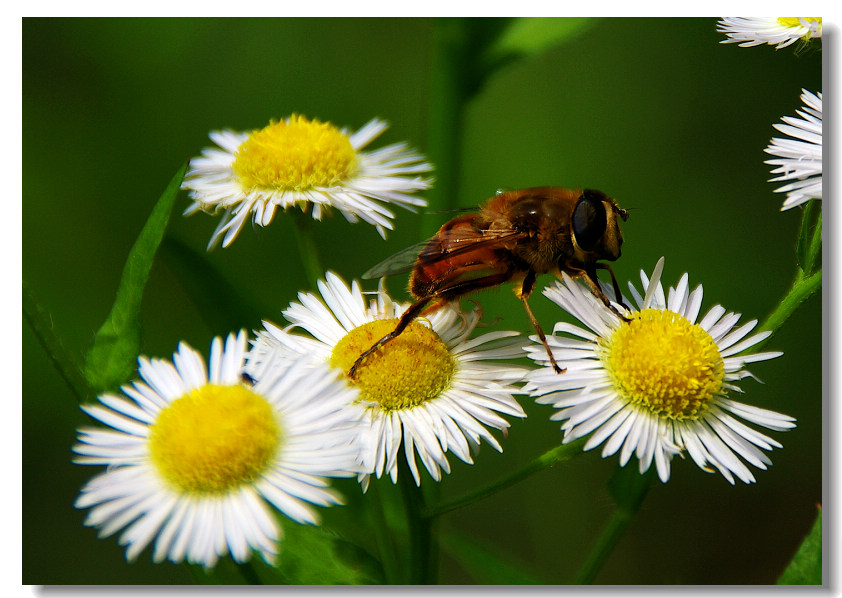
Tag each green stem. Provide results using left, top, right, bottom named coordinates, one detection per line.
left=368, top=481, right=401, bottom=585
left=236, top=560, right=262, bottom=585
left=422, top=438, right=587, bottom=519
left=23, top=281, right=91, bottom=403
left=573, top=465, right=655, bottom=584
left=755, top=201, right=822, bottom=347
left=423, top=18, right=470, bottom=235
left=399, top=470, right=435, bottom=584
left=795, top=201, right=822, bottom=274
left=289, top=210, right=324, bottom=290
left=759, top=268, right=822, bottom=339
left=805, top=208, right=822, bottom=274
left=573, top=506, right=635, bottom=584
left=796, top=200, right=815, bottom=270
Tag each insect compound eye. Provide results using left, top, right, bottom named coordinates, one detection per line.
left=572, top=191, right=608, bottom=251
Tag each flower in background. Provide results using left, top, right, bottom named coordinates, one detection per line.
left=182, top=115, right=434, bottom=248
left=524, top=258, right=795, bottom=484
left=765, top=89, right=823, bottom=211
left=248, top=271, right=527, bottom=489
left=74, top=332, right=362, bottom=567
left=717, top=17, right=822, bottom=49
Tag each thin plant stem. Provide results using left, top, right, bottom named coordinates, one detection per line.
left=573, top=465, right=655, bottom=584
left=368, top=481, right=401, bottom=585
left=289, top=209, right=324, bottom=290
left=391, top=21, right=471, bottom=581
left=422, top=438, right=587, bottom=519
left=572, top=506, right=636, bottom=584
left=796, top=200, right=816, bottom=270
left=795, top=200, right=822, bottom=274
left=806, top=208, right=822, bottom=272
left=399, top=470, right=435, bottom=584
left=236, top=560, right=262, bottom=585
left=422, top=18, right=469, bottom=235
left=759, top=268, right=822, bottom=340
left=759, top=201, right=822, bottom=340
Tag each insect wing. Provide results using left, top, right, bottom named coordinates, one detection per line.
left=418, top=227, right=524, bottom=262
left=362, top=227, right=526, bottom=280
left=362, top=241, right=430, bottom=279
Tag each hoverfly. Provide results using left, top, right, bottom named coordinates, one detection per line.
left=348, top=187, right=629, bottom=378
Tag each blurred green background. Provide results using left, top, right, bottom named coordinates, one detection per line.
left=23, top=17, right=822, bottom=584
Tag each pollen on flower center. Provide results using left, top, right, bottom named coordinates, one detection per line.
left=148, top=384, right=281, bottom=494
left=778, top=17, right=822, bottom=31
left=329, top=319, right=456, bottom=411
left=232, top=114, right=358, bottom=192
left=601, top=308, right=724, bottom=420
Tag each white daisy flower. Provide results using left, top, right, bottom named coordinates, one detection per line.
left=524, top=257, right=796, bottom=485
left=765, top=89, right=823, bottom=211
left=73, top=331, right=362, bottom=568
left=182, top=115, right=434, bottom=248
left=248, top=271, right=528, bottom=489
left=717, top=17, right=822, bottom=49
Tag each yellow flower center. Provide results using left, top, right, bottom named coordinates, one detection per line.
left=601, top=308, right=724, bottom=420
left=329, top=319, right=456, bottom=412
left=148, top=384, right=281, bottom=495
left=778, top=17, right=822, bottom=31
left=232, top=114, right=359, bottom=192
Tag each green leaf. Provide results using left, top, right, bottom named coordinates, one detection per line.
left=484, top=17, right=596, bottom=69
left=439, top=531, right=547, bottom=584
left=271, top=520, right=385, bottom=585
left=778, top=507, right=822, bottom=585
left=186, top=521, right=384, bottom=585
left=83, top=163, right=187, bottom=394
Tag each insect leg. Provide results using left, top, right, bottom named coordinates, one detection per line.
left=594, top=263, right=629, bottom=311
left=582, top=265, right=631, bottom=322
left=347, top=296, right=434, bottom=379
left=348, top=271, right=514, bottom=379
left=518, top=271, right=565, bottom=374
left=563, top=264, right=630, bottom=322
